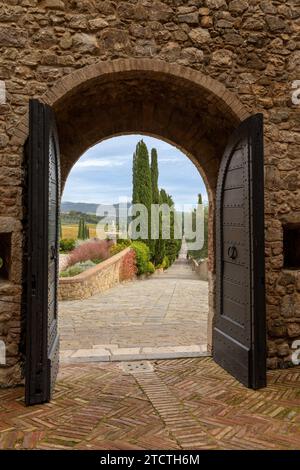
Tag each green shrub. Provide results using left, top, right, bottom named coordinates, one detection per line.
left=130, top=241, right=150, bottom=275
left=147, top=261, right=155, bottom=274
left=110, top=243, right=125, bottom=256
left=117, top=238, right=131, bottom=247
left=157, top=255, right=169, bottom=270
left=60, top=238, right=76, bottom=253
left=162, top=255, right=170, bottom=269
left=165, top=239, right=181, bottom=266
left=110, top=240, right=133, bottom=257
left=91, top=258, right=102, bottom=264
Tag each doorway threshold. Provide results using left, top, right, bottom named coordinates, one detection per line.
left=60, top=344, right=210, bottom=364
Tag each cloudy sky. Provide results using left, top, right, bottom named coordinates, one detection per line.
left=62, top=135, right=208, bottom=209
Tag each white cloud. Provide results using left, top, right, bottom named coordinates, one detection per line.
left=76, top=158, right=125, bottom=168
left=159, top=157, right=182, bottom=163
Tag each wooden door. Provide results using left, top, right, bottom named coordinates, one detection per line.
left=213, top=114, right=266, bottom=389
left=25, top=99, right=60, bottom=405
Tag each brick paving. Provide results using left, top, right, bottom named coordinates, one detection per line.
left=1, top=358, right=300, bottom=450
left=59, top=247, right=209, bottom=361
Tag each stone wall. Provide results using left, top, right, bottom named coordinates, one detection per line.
left=58, top=248, right=136, bottom=301
left=0, top=0, right=299, bottom=385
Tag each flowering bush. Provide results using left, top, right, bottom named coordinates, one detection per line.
left=68, top=239, right=114, bottom=267
left=120, top=249, right=137, bottom=281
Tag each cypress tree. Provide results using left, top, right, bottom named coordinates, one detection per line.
left=83, top=219, right=88, bottom=240
left=150, top=149, right=164, bottom=265
left=150, top=148, right=159, bottom=261
left=132, top=140, right=152, bottom=248
left=78, top=217, right=89, bottom=240
left=82, top=218, right=85, bottom=239
left=81, top=218, right=84, bottom=239
left=188, top=193, right=208, bottom=260
left=153, top=188, right=165, bottom=266
left=132, top=146, right=138, bottom=205
left=151, top=149, right=159, bottom=205
left=192, top=193, right=203, bottom=232
left=77, top=218, right=82, bottom=239
left=160, top=189, right=181, bottom=266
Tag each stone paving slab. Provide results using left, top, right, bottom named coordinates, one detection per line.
left=59, top=250, right=209, bottom=361
left=60, top=344, right=209, bottom=363
left=1, top=358, right=300, bottom=450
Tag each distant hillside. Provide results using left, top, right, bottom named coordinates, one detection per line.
left=61, top=201, right=99, bottom=214
left=61, top=201, right=131, bottom=216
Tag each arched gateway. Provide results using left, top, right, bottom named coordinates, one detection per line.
left=21, top=59, right=265, bottom=404
left=0, top=2, right=298, bottom=405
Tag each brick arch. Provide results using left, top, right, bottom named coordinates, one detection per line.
left=39, top=58, right=249, bottom=119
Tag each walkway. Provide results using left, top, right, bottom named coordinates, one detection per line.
left=1, top=358, right=300, bottom=450
left=59, top=245, right=209, bottom=362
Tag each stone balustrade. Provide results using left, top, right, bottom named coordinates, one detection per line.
left=59, top=248, right=135, bottom=301
left=190, top=258, right=208, bottom=282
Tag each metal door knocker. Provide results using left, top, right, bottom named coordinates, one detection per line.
left=228, top=245, right=238, bottom=260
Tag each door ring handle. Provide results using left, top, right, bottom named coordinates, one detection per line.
left=228, top=246, right=238, bottom=260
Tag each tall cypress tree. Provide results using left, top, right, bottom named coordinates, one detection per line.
left=132, top=140, right=152, bottom=248
left=192, top=193, right=203, bottom=231
left=132, top=146, right=138, bottom=205
left=151, top=148, right=159, bottom=260
left=188, top=193, right=208, bottom=260
left=77, top=218, right=82, bottom=239
left=151, top=149, right=165, bottom=265
left=160, top=189, right=181, bottom=266
left=78, top=216, right=89, bottom=240
left=151, top=149, right=159, bottom=205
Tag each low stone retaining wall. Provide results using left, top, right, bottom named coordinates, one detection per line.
left=59, top=248, right=136, bottom=301
left=190, top=258, right=208, bottom=281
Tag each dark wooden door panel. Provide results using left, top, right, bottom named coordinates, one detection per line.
left=25, top=99, right=61, bottom=406
left=223, top=279, right=246, bottom=305
left=223, top=263, right=247, bottom=287
left=223, top=187, right=244, bottom=206
left=222, top=297, right=246, bottom=327
left=214, top=329, right=250, bottom=386
left=223, top=168, right=244, bottom=189
left=213, top=114, right=266, bottom=389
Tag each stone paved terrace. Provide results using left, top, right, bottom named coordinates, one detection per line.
left=59, top=248, right=209, bottom=362
left=1, top=358, right=300, bottom=450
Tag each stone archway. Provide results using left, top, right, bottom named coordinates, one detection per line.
left=3, top=58, right=252, bottom=388
left=20, top=58, right=248, bottom=353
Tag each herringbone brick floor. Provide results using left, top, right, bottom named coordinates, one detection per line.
left=1, top=358, right=300, bottom=450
